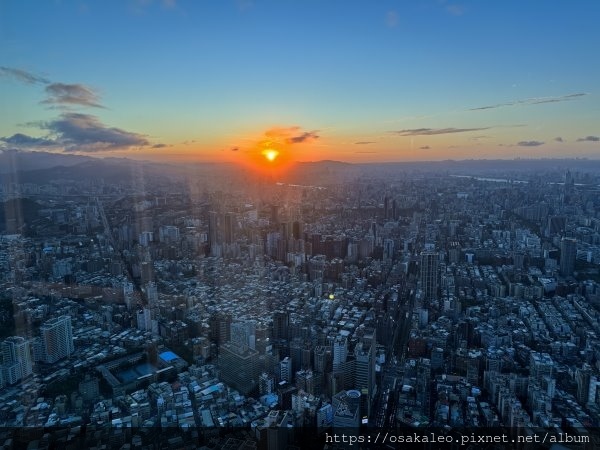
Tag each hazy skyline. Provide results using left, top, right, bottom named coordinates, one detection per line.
left=1, top=0, right=599, bottom=164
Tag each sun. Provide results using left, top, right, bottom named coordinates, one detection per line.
left=262, top=148, right=279, bottom=162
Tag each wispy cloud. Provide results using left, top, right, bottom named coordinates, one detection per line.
left=288, top=130, right=319, bottom=144
left=555, top=136, right=564, bottom=142
left=43, top=83, right=103, bottom=108
left=470, top=93, right=586, bottom=111
left=355, top=150, right=377, bottom=154
left=355, top=141, right=376, bottom=145
left=2, top=66, right=103, bottom=108
left=517, top=140, right=544, bottom=147
left=264, top=126, right=320, bottom=145
left=386, top=10, right=399, bottom=28
left=419, top=145, right=431, bottom=150
left=1, top=66, right=164, bottom=152
left=392, top=127, right=489, bottom=136
left=35, top=113, right=149, bottom=152
left=0, top=66, right=49, bottom=85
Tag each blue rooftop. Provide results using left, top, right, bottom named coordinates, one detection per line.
left=159, top=351, right=178, bottom=362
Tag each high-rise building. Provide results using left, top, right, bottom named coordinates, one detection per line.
left=332, top=336, right=348, bottom=372
left=564, top=170, right=575, bottom=201
left=383, top=195, right=389, bottom=219
left=383, top=238, right=394, bottom=260
left=576, top=364, right=592, bottom=406
left=280, top=356, right=292, bottom=383
left=259, top=372, right=274, bottom=395
left=138, top=231, right=153, bottom=247
left=354, top=334, right=376, bottom=416
left=145, top=281, right=158, bottom=305
left=223, top=212, right=236, bottom=244
left=40, top=316, right=74, bottom=364
left=292, top=221, right=303, bottom=240
left=218, top=342, right=260, bottom=395
left=208, top=211, right=218, bottom=255
left=140, top=261, right=154, bottom=284
left=420, top=251, right=439, bottom=301
left=314, top=345, right=331, bottom=373
left=547, top=216, right=567, bottom=237
left=560, top=237, right=577, bottom=277
left=1, top=336, right=33, bottom=384
left=296, top=369, right=316, bottom=395
left=416, top=358, right=431, bottom=415
left=158, top=225, right=180, bottom=243
left=272, top=311, right=289, bottom=341
left=270, top=204, right=279, bottom=225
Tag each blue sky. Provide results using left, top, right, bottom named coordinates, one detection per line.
left=1, top=0, right=599, bottom=162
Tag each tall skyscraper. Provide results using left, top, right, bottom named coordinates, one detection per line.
left=576, top=364, right=592, bottom=406
left=272, top=311, right=289, bottom=340
left=416, top=358, right=431, bottom=414
left=292, top=221, right=303, bottom=240
left=383, top=195, right=389, bottom=219
left=1, top=336, right=33, bottom=384
left=420, top=251, right=439, bottom=301
left=564, top=170, right=575, bottom=202
left=560, top=237, right=577, bottom=277
left=280, top=356, right=292, bottom=383
left=354, top=332, right=376, bottom=416
left=332, top=335, right=348, bottom=372
left=208, top=211, right=218, bottom=254
left=40, top=316, right=74, bottom=364
left=223, top=212, right=236, bottom=244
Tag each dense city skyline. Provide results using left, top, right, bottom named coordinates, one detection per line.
left=1, top=1, right=600, bottom=165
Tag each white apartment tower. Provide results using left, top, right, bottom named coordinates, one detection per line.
left=40, top=316, right=74, bottom=364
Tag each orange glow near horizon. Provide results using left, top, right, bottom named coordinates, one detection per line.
left=231, top=127, right=310, bottom=176
left=262, top=148, right=279, bottom=162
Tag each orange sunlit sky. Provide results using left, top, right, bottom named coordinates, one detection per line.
left=1, top=1, right=599, bottom=164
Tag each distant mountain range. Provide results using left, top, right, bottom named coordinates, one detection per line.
left=0, top=149, right=93, bottom=173
left=0, top=150, right=170, bottom=185
left=1, top=150, right=600, bottom=186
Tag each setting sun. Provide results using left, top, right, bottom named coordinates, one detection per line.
left=262, top=148, right=279, bottom=162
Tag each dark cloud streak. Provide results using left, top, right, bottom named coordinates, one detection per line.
left=287, top=131, right=319, bottom=144
left=470, top=93, right=586, bottom=111
left=577, top=135, right=599, bottom=142
left=0, top=66, right=49, bottom=84
left=517, top=140, right=545, bottom=147
left=393, top=127, right=489, bottom=136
